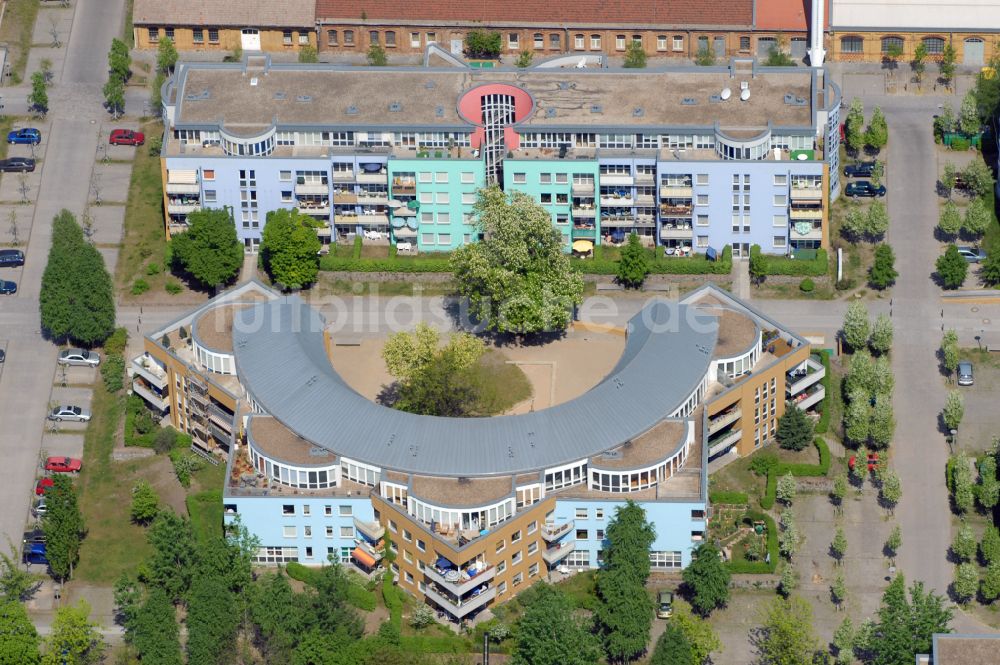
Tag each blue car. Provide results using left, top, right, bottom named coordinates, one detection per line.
left=7, top=128, right=40, bottom=145
left=22, top=542, right=47, bottom=566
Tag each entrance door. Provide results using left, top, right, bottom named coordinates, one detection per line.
left=450, top=39, right=463, bottom=55
left=713, top=36, right=726, bottom=57
left=964, top=38, right=985, bottom=66
left=790, top=38, right=807, bottom=60
left=241, top=29, right=261, bottom=51
left=756, top=37, right=776, bottom=57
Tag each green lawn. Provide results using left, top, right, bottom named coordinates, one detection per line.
left=186, top=489, right=223, bottom=545
left=2, top=0, right=40, bottom=82
left=709, top=454, right=764, bottom=498
left=117, top=120, right=169, bottom=296
left=469, top=349, right=532, bottom=415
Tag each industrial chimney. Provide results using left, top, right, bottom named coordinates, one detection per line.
left=809, top=0, right=826, bottom=67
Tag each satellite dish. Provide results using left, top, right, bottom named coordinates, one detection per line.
left=576, top=57, right=587, bottom=69
left=720, top=87, right=731, bottom=100
left=740, top=88, right=751, bottom=101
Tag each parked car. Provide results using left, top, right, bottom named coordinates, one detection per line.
left=845, top=181, right=886, bottom=198
left=47, top=405, right=91, bottom=422
left=7, top=128, right=41, bottom=145
left=34, top=478, right=53, bottom=495
left=956, top=246, right=987, bottom=263
left=0, top=349, right=5, bottom=362
left=22, top=527, right=45, bottom=545
left=843, top=161, right=879, bottom=178
left=57, top=348, right=100, bottom=367
left=656, top=590, right=674, bottom=619
left=0, top=157, right=35, bottom=172
left=109, top=129, right=145, bottom=146
left=22, top=541, right=47, bottom=566
left=958, top=361, right=974, bottom=386
left=44, top=456, right=82, bottom=473
left=0, top=248, right=24, bottom=267
left=31, top=497, right=47, bottom=517
left=0, top=280, right=15, bottom=295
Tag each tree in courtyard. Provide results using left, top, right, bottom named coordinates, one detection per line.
left=937, top=106, right=957, bottom=142
left=623, top=40, right=647, bottom=68
left=982, top=560, right=1000, bottom=602
left=911, top=42, right=927, bottom=85
left=885, top=525, right=902, bottom=564
left=865, top=200, right=890, bottom=240
left=883, top=41, right=903, bottom=72
left=941, top=330, right=960, bottom=378
left=962, top=156, right=995, bottom=199
left=779, top=565, right=798, bottom=598
left=670, top=602, right=721, bottom=664
left=879, top=468, right=902, bottom=514
left=248, top=571, right=304, bottom=663
left=978, top=455, right=1000, bottom=511
left=752, top=596, right=819, bottom=665
left=366, top=43, right=388, bottom=66
left=865, top=106, right=888, bottom=153
left=650, top=623, right=693, bottom=665
left=831, top=474, right=848, bottom=511
left=936, top=244, right=969, bottom=289
left=980, top=245, right=1000, bottom=286
left=102, top=75, right=124, bottom=119
left=616, top=232, right=650, bottom=288
left=954, top=563, right=978, bottom=604
left=297, top=45, right=318, bottom=63
left=938, top=200, right=962, bottom=238
left=596, top=501, right=656, bottom=663
left=831, top=528, right=848, bottom=565
left=129, top=480, right=159, bottom=524
left=171, top=209, right=243, bottom=288
left=776, top=472, right=797, bottom=505
left=942, top=389, right=965, bottom=431
left=145, top=511, right=197, bottom=603
left=982, top=526, right=1000, bottom=565
left=42, top=475, right=84, bottom=583
left=941, top=161, right=958, bottom=198
left=681, top=544, right=730, bottom=617
left=451, top=187, right=584, bottom=334
left=512, top=584, right=600, bottom=665
left=779, top=509, right=801, bottom=559
left=157, top=36, right=178, bottom=74
left=833, top=616, right=856, bottom=665
left=130, top=588, right=181, bottom=665
left=515, top=50, right=534, bottom=68
left=28, top=71, right=48, bottom=117
left=960, top=89, right=982, bottom=136
left=776, top=405, right=813, bottom=452
left=42, top=600, right=105, bottom=665
left=260, top=208, right=322, bottom=290
left=869, top=313, right=894, bottom=355
left=383, top=323, right=484, bottom=381
left=869, top=574, right=952, bottom=665
left=962, top=197, right=992, bottom=238
left=952, top=521, right=977, bottom=562
left=0, top=599, right=40, bottom=664
left=749, top=245, right=767, bottom=286
left=831, top=572, right=848, bottom=609
left=464, top=30, right=502, bottom=59
left=764, top=45, right=795, bottom=67
left=108, top=38, right=131, bottom=82
left=869, top=243, right=898, bottom=290
left=186, top=573, right=239, bottom=665
left=952, top=452, right=976, bottom=515
left=845, top=390, right=872, bottom=446
left=842, top=300, right=870, bottom=351
left=842, top=204, right=867, bottom=241
left=939, top=42, right=957, bottom=89
left=869, top=393, right=896, bottom=449
left=846, top=98, right=865, bottom=155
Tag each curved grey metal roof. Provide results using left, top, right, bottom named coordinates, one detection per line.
left=232, top=298, right=718, bottom=478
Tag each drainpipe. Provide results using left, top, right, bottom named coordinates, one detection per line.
left=808, top=0, right=826, bottom=66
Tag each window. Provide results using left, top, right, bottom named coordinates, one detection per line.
left=550, top=34, right=560, bottom=49
left=283, top=31, right=293, bottom=45
left=576, top=529, right=588, bottom=540
left=528, top=541, right=538, bottom=555
left=556, top=193, right=568, bottom=204
left=402, top=550, right=412, bottom=564
left=282, top=505, right=295, bottom=515
left=204, top=190, right=217, bottom=203
left=283, top=526, right=296, bottom=538
left=595, top=508, right=604, bottom=520
left=410, top=32, right=420, bottom=48
left=632, top=34, right=642, bottom=44
left=208, top=29, right=219, bottom=43
left=299, top=33, right=310, bottom=45
left=513, top=572, right=523, bottom=587
left=369, top=31, right=379, bottom=45
left=340, top=526, right=354, bottom=538
left=438, top=212, right=450, bottom=225
left=575, top=507, right=588, bottom=519
left=497, top=560, right=507, bottom=574
left=511, top=530, right=522, bottom=543
left=881, top=36, right=903, bottom=54
left=539, top=173, right=552, bottom=184
left=147, top=28, right=159, bottom=42
left=774, top=235, right=788, bottom=248
left=575, top=34, right=584, bottom=49
left=418, top=192, right=432, bottom=204
left=277, top=170, right=291, bottom=182
left=512, top=172, right=526, bottom=184
left=193, top=29, right=204, bottom=44
left=697, top=235, right=709, bottom=248
left=541, top=193, right=553, bottom=205
left=385, top=31, right=396, bottom=47
left=426, top=32, right=436, bottom=44
left=773, top=214, right=787, bottom=227
left=305, top=546, right=313, bottom=558
left=460, top=171, right=474, bottom=184
left=435, top=192, right=449, bottom=204
left=405, top=571, right=414, bottom=585
left=673, top=35, right=683, bottom=51
left=840, top=36, right=862, bottom=53
left=498, top=581, right=508, bottom=594
left=435, top=171, right=448, bottom=183
left=327, top=30, right=338, bottom=46
left=923, top=36, right=945, bottom=54
left=697, top=194, right=709, bottom=205
left=325, top=526, right=334, bottom=538
left=696, top=173, right=709, bottom=186
left=696, top=214, right=709, bottom=226
left=529, top=562, right=539, bottom=577
left=512, top=551, right=522, bottom=565
left=616, top=35, right=626, bottom=50
left=508, top=33, right=519, bottom=49
left=164, top=28, right=174, bottom=40
left=344, top=30, right=354, bottom=46
left=324, top=505, right=333, bottom=516
left=555, top=173, right=568, bottom=184
left=403, top=529, right=412, bottom=542
left=339, top=505, right=352, bottom=516
left=417, top=539, right=426, bottom=551
left=649, top=550, right=683, bottom=569
left=461, top=192, right=476, bottom=205
left=418, top=171, right=433, bottom=183
left=421, top=212, right=433, bottom=223
left=302, top=505, right=311, bottom=516
left=773, top=194, right=787, bottom=206
left=303, top=526, right=312, bottom=537
left=773, top=174, right=787, bottom=186
left=596, top=529, right=605, bottom=540
left=421, top=233, right=434, bottom=245
left=496, top=539, right=506, bottom=554
left=534, top=33, right=544, bottom=49
left=591, top=34, right=601, bottom=49
left=692, top=509, right=706, bottom=519
left=740, top=36, right=751, bottom=51
left=388, top=520, right=397, bottom=532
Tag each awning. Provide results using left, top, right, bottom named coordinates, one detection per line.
left=167, top=169, right=197, bottom=185
left=572, top=240, right=594, bottom=252
left=435, top=556, right=455, bottom=570
left=352, top=547, right=376, bottom=568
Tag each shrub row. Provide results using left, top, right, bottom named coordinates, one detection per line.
left=759, top=437, right=831, bottom=509
left=813, top=351, right=833, bottom=435
left=766, top=249, right=829, bottom=276
left=285, top=561, right=318, bottom=585
left=346, top=582, right=378, bottom=611
left=383, top=579, right=403, bottom=631
left=319, top=255, right=453, bottom=273
left=725, top=511, right=779, bottom=574
left=708, top=490, right=750, bottom=505
left=399, top=635, right=473, bottom=654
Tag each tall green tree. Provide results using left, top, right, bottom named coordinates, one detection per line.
left=980, top=245, right=1000, bottom=286
left=911, top=42, right=927, bottom=85
left=776, top=405, right=813, bottom=451
left=869, top=313, right=894, bottom=355
left=941, top=330, right=960, bottom=378
left=186, top=574, right=239, bottom=665
left=249, top=571, right=305, bottom=662
left=982, top=560, right=1000, bottom=602
left=936, top=244, right=969, bottom=289
left=102, top=76, right=124, bottom=119
left=938, top=200, right=962, bottom=238
left=260, top=208, right=322, bottom=289
left=846, top=98, right=865, bottom=154
left=42, top=600, right=105, bottom=665
left=0, top=599, right=41, bottom=664
left=464, top=30, right=502, bottom=59
left=962, top=197, right=991, bottom=237
left=960, top=89, right=982, bottom=136
left=616, top=233, right=650, bottom=288
left=942, top=389, right=964, bottom=430
left=451, top=187, right=584, bottom=334
left=842, top=300, right=870, bottom=351
left=171, top=208, right=243, bottom=288
left=108, top=38, right=131, bottom=81
left=512, top=583, right=600, bottom=665
left=144, top=511, right=197, bottom=603
left=982, top=526, right=1000, bottom=564
left=939, top=43, right=957, bottom=89
left=879, top=468, right=902, bottom=513
left=962, top=157, right=995, bottom=198
left=883, top=41, right=903, bottom=71
left=623, top=40, right=647, bottom=68
left=952, top=452, right=976, bottom=514
left=131, top=588, right=181, bottom=665
left=866, top=200, right=890, bottom=239
left=303, top=564, right=364, bottom=638
left=869, top=392, right=896, bottom=449
left=28, top=71, right=48, bottom=116
left=0, top=547, right=42, bottom=602
left=650, top=623, right=692, bottom=665
left=870, top=575, right=951, bottom=665
left=157, top=36, right=178, bottom=74
left=596, top=501, right=656, bottom=662
left=367, top=43, right=388, bottom=66
left=753, top=596, right=819, bottom=665
left=42, top=475, right=84, bottom=583
left=869, top=243, right=898, bottom=290
left=954, top=563, right=978, bottom=603
left=682, top=544, right=730, bottom=617
left=831, top=528, right=848, bottom=564
left=978, top=455, right=1000, bottom=510
left=865, top=106, right=888, bottom=152
left=951, top=521, right=977, bottom=562
left=671, top=602, right=721, bottom=664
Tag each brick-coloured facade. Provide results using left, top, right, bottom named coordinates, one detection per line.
left=135, top=26, right=316, bottom=52
left=829, top=31, right=995, bottom=66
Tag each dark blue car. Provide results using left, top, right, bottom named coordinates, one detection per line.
left=7, top=128, right=40, bottom=145
left=22, top=542, right=47, bottom=566
left=0, top=280, right=16, bottom=295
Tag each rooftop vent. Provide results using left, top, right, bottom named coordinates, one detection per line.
left=296, top=95, right=313, bottom=103
left=632, top=107, right=644, bottom=117
left=681, top=97, right=697, bottom=105
left=345, top=105, right=359, bottom=115
left=545, top=107, right=557, bottom=118
left=389, top=102, right=402, bottom=112
left=386, top=433, right=395, bottom=447
left=308, top=446, right=328, bottom=457
left=558, top=81, right=570, bottom=90
left=435, top=106, right=445, bottom=117
left=274, top=91, right=287, bottom=100
left=783, top=93, right=807, bottom=106
left=709, top=95, right=722, bottom=103
left=590, top=104, right=603, bottom=114
left=740, top=88, right=751, bottom=102
left=249, top=77, right=259, bottom=86
left=601, top=449, right=623, bottom=460
left=721, top=87, right=732, bottom=101
left=424, top=80, right=436, bottom=89
left=185, top=89, right=210, bottom=101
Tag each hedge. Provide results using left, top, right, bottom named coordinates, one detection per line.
left=725, top=511, right=778, bottom=574
left=813, top=351, right=833, bottom=435
left=285, top=561, right=318, bottom=586
left=399, top=635, right=473, bottom=654
left=709, top=490, right=750, bottom=505
left=573, top=244, right=732, bottom=276
left=751, top=244, right=829, bottom=277
left=760, top=471, right=778, bottom=510
left=759, top=437, right=830, bottom=509
left=319, top=255, right=453, bottom=273
left=285, top=562, right=377, bottom=611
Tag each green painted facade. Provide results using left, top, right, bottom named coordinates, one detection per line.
left=503, top=159, right=601, bottom=249
left=387, top=158, right=485, bottom=252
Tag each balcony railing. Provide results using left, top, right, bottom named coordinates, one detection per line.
left=786, top=357, right=825, bottom=396
left=392, top=182, right=416, bottom=195
left=332, top=171, right=356, bottom=181
left=131, top=355, right=167, bottom=389
left=571, top=182, right=595, bottom=195
left=355, top=538, right=384, bottom=562
left=660, top=204, right=693, bottom=216
left=541, top=520, right=574, bottom=542
left=208, top=404, right=234, bottom=430
left=790, top=207, right=823, bottom=220
left=357, top=172, right=388, bottom=184
left=599, top=174, right=633, bottom=186
left=353, top=517, right=385, bottom=541
left=573, top=227, right=597, bottom=239
left=660, top=225, right=692, bottom=239
left=542, top=540, right=576, bottom=564
left=635, top=172, right=655, bottom=184
left=132, top=381, right=169, bottom=412
left=166, top=202, right=201, bottom=214
left=295, top=182, right=329, bottom=195
left=708, top=407, right=742, bottom=435
left=165, top=181, right=200, bottom=195
left=708, top=429, right=742, bottom=457
left=424, top=564, right=495, bottom=596
left=790, top=186, right=823, bottom=201
left=572, top=207, right=596, bottom=218
left=424, top=584, right=496, bottom=619
left=660, top=185, right=693, bottom=198
left=792, top=384, right=825, bottom=411
left=600, top=196, right=635, bottom=207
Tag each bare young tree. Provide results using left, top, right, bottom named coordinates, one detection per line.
left=8, top=208, right=18, bottom=246
left=17, top=173, right=30, bottom=204
left=81, top=210, right=94, bottom=243
left=48, top=15, right=61, bottom=48
left=90, top=172, right=102, bottom=205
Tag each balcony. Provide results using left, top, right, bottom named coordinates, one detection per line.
left=708, top=429, right=742, bottom=457
left=786, top=356, right=825, bottom=396
left=708, top=407, right=742, bottom=435
left=636, top=194, right=655, bottom=206
left=572, top=207, right=596, bottom=218
left=600, top=217, right=634, bottom=227
left=332, top=171, right=355, bottom=182
left=357, top=214, right=389, bottom=225
left=353, top=517, right=385, bottom=541
left=334, top=215, right=359, bottom=225
left=392, top=180, right=416, bottom=195
left=131, top=355, right=167, bottom=389
left=573, top=227, right=596, bottom=239
left=635, top=171, right=655, bottom=184
left=424, top=584, right=496, bottom=619
left=660, top=204, right=693, bottom=217
left=165, top=181, right=200, bottom=195
left=355, top=538, right=384, bottom=562
left=541, top=520, right=574, bottom=542
left=333, top=192, right=358, bottom=204
left=660, top=185, right=693, bottom=198
left=297, top=200, right=331, bottom=216
left=209, top=423, right=231, bottom=443
left=357, top=172, right=388, bottom=184
left=542, top=540, right=576, bottom=564
left=600, top=174, right=633, bottom=186
left=358, top=194, right=390, bottom=205
left=571, top=182, right=595, bottom=195
left=660, top=225, right=692, bottom=239
left=295, top=182, right=329, bottom=195
left=208, top=404, right=234, bottom=430
left=793, top=384, right=825, bottom=411
left=425, top=564, right=496, bottom=596
left=600, top=196, right=634, bottom=207
left=790, top=207, right=823, bottom=220
left=392, top=206, right=416, bottom=218
left=132, top=381, right=169, bottom=413
left=790, top=186, right=823, bottom=201
left=166, top=202, right=201, bottom=215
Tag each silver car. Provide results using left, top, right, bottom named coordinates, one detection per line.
left=32, top=497, right=47, bottom=517
left=47, top=405, right=91, bottom=422
left=57, top=348, right=100, bottom=367
left=958, top=361, right=974, bottom=386
left=957, top=246, right=987, bottom=263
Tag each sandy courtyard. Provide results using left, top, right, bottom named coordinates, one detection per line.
left=328, top=328, right=627, bottom=413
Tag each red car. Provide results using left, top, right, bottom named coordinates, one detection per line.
left=109, top=129, right=144, bottom=146
left=848, top=453, right=880, bottom=473
left=44, top=456, right=82, bottom=473
left=34, top=478, right=53, bottom=495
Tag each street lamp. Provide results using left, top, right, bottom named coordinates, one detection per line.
left=949, top=428, right=958, bottom=453
left=976, top=333, right=983, bottom=351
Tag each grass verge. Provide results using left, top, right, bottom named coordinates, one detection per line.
left=186, top=489, right=222, bottom=545
left=117, top=120, right=168, bottom=294
left=0, top=0, right=40, bottom=83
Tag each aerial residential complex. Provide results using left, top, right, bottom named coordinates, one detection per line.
left=160, top=56, right=839, bottom=258
left=127, top=281, right=825, bottom=621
